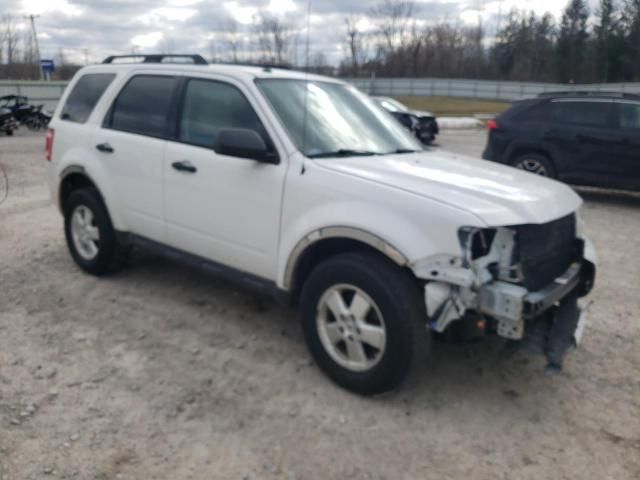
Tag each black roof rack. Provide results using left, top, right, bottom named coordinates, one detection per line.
left=538, top=90, right=640, bottom=100
left=213, top=61, right=292, bottom=71
left=102, top=54, right=208, bottom=65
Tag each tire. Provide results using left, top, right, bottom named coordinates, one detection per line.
left=511, top=152, right=556, bottom=178
left=299, top=252, right=429, bottom=395
left=418, top=133, right=434, bottom=146
left=5, top=129, right=13, bottom=136
left=63, top=187, right=125, bottom=276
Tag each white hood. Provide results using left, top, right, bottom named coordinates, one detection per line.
left=316, top=150, right=582, bottom=226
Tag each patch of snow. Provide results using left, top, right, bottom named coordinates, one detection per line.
left=437, top=117, right=484, bottom=129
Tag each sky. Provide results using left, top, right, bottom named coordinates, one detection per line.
left=2, top=0, right=577, bottom=66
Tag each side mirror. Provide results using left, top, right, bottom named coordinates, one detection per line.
left=213, top=128, right=278, bottom=164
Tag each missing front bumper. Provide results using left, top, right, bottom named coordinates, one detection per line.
left=477, top=260, right=593, bottom=372
left=476, top=261, right=591, bottom=338
left=508, top=293, right=586, bottom=373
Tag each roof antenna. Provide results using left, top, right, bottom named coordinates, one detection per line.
left=300, top=0, right=311, bottom=175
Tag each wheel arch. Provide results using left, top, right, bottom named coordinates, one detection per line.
left=283, top=227, right=410, bottom=301
left=506, top=142, right=562, bottom=171
left=58, top=166, right=99, bottom=211
left=57, top=166, right=126, bottom=232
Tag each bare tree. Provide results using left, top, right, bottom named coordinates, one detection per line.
left=345, top=16, right=367, bottom=75
left=223, top=19, right=241, bottom=63
left=253, top=13, right=292, bottom=64
left=371, top=0, right=415, bottom=54
left=2, top=15, right=21, bottom=64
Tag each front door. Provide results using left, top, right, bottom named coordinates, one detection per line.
left=163, top=77, right=287, bottom=280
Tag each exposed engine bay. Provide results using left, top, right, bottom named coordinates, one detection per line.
left=412, top=214, right=596, bottom=372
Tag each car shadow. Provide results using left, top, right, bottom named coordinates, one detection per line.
left=33, top=244, right=571, bottom=414
left=112, top=250, right=559, bottom=406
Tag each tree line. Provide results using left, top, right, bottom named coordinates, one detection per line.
left=2, top=0, right=640, bottom=83
left=340, top=0, right=640, bottom=83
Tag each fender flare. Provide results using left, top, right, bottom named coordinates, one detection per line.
left=57, top=166, right=123, bottom=229
left=58, top=165, right=94, bottom=208
left=283, top=226, right=409, bottom=290
left=60, top=164, right=87, bottom=178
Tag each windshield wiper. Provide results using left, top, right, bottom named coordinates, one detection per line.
left=307, top=149, right=380, bottom=159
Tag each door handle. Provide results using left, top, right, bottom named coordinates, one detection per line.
left=171, top=160, right=197, bottom=173
left=543, top=129, right=560, bottom=140
left=96, top=142, right=114, bottom=153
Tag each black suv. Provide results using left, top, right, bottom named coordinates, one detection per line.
left=482, top=92, right=640, bottom=191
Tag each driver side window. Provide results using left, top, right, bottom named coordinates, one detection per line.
left=179, top=79, right=271, bottom=150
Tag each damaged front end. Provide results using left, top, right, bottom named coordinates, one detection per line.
left=413, top=213, right=596, bottom=372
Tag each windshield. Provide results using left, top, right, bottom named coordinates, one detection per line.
left=256, top=79, right=421, bottom=158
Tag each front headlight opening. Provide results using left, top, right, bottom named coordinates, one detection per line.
left=459, top=227, right=497, bottom=263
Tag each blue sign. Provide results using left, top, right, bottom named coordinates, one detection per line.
left=40, top=59, right=55, bottom=73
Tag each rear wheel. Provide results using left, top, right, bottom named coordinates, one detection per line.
left=299, top=252, right=429, bottom=395
left=512, top=153, right=556, bottom=178
left=64, top=187, right=125, bottom=275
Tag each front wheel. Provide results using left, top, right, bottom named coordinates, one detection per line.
left=299, top=252, right=429, bottom=395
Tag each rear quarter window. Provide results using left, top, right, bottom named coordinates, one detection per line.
left=106, top=75, right=177, bottom=138
left=498, top=99, right=544, bottom=122
left=60, top=73, right=116, bottom=123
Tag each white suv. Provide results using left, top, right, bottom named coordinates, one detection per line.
left=46, top=55, right=596, bottom=394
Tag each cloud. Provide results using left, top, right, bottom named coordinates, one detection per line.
left=0, top=0, right=579, bottom=66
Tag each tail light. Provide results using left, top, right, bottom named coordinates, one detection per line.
left=487, top=119, right=499, bottom=131
left=45, top=128, right=54, bottom=161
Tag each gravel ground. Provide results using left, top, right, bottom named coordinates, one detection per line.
left=1, top=129, right=639, bottom=480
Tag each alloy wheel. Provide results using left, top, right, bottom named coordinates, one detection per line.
left=516, top=158, right=548, bottom=176
left=70, top=205, right=100, bottom=260
left=316, top=284, right=387, bottom=372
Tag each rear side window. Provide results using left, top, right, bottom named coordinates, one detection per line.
left=618, top=103, right=640, bottom=129
left=107, top=75, right=177, bottom=138
left=61, top=73, right=115, bottom=123
left=178, top=78, right=269, bottom=148
left=522, top=102, right=550, bottom=122
left=549, top=101, right=612, bottom=128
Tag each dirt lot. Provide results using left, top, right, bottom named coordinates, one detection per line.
left=1, top=129, right=639, bottom=480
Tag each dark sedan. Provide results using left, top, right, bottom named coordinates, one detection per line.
left=372, top=96, right=439, bottom=145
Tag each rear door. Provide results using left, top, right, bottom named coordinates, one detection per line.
left=612, top=101, right=640, bottom=190
left=547, top=99, right=619, bottom=186
left=97, top=73, right=180, bottom=241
